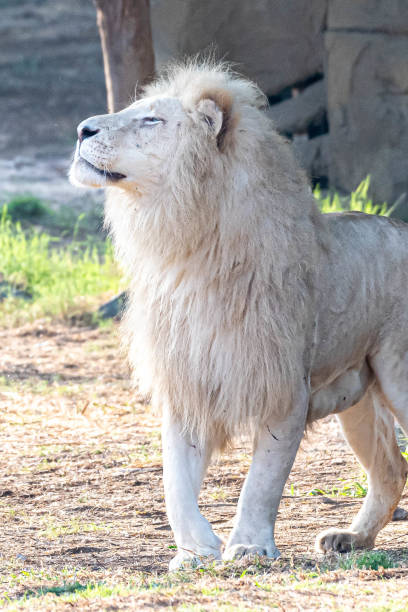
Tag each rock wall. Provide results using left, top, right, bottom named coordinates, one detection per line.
left=326, top=0, right=408, bottom=206
left=151, top=0, right=331, bottom=186
left=150, top=0, right=327, bottom=96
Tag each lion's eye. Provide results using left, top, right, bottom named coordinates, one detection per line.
left=142, top=117, right=163, bottom=126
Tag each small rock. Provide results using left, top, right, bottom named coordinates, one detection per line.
left=0, top=281, right=32, bottom=302
left=98, top=291, right=128, bottom=319
left=267, top=80, right=326, bottom=135
left=292, top=133, right=329, bottom=179
left=392, top=507, right=408, bottom=521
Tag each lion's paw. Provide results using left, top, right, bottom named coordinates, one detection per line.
left=223, top=544, right=281, bottom=561
left=169, top=550, right=221, bottom=572
left=316, top=529, right=372, bottom=554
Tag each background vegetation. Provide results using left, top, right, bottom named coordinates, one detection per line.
left=0, top=178, right=394, bottom=328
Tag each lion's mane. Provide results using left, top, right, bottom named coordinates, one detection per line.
left=104, top=60, right=325, bottom=446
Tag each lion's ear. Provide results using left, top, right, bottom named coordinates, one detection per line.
left=197, top=98, right=224, bottom=137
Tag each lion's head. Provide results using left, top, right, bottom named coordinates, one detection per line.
left=69, top=61, right=269, bottom=195
left=70, top=96, right=190, bottom=190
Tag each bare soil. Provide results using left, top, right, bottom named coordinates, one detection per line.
left=0, top=0, right=105, bottom=158
left=0, top=0, right=105, bottom=214
left=1, top=323, right=408, bottom=609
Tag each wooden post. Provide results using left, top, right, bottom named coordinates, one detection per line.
left=94, top=0, right=155, bottom=112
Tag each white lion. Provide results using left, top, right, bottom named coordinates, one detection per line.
left=70, top=61, right=408, bottom=570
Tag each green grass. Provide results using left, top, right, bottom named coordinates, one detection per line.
left=0, top=553, right=402, bottom=611
left=1, top=195, right=104, bottom=236
left=0, top=206, right=122, bottom=325
left=314, top=176, right=398, bottom=216
left=338, top=550, right=396, bottom=571
left=307, top=475, right=368, bottom=499
left=39, top=517, right=110, bottom=541
left=1, top=575, right=153, bottom=609
left=3, top=195, right=52, bottom=222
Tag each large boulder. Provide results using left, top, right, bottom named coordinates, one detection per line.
left=150, top=0, right=327, bottom=95
left=266, top=80, right=326, bottom=135
left=292, top=134, right=329, bottom=180
left=326, top=2, right=408, bottom=209
left=328, top=0, right=408, bottom=35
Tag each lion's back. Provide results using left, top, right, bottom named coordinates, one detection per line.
left=312, top=211, right=408, bottom=383
left=326, top=211, right=408, bottom=267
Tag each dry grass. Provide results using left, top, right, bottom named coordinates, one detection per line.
left=1, top=322, right=408, bottom=611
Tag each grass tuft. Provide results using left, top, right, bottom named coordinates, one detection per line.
left=39, top=517, right=110, bottom=540
left=2, top=195, right=52, bottom=221
left=0, top=206, right=122, bottom=326
left=314, top=176, right=398, bottom=216
left=338, top=550, right=396, bottom=571
left=307, top=475, right=368, bottom=499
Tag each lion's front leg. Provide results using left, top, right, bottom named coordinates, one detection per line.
left=224, top=390, right=307, bottom=561
left=162, top=409, right=222, bottom=570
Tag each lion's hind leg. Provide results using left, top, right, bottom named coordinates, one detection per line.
left=370, top=347, right=408, bottom=437
left=316, top=384, right=407, bottom=553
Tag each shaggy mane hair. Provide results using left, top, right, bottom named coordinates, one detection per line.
left=104, top=60, right=325, bottom=446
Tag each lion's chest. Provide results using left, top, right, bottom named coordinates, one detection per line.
left=131, top=267, right=304, bottom=432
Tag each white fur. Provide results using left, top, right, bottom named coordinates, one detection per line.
left=70, top=60, right=408, bottom=568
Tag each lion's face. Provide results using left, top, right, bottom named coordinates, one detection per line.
left=70, top=96, right=189, bottom=190
left=70, top=95, right=224, bottom=191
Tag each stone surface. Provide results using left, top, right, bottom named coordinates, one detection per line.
left=267, top=80, right=326, bottom=135
left=292, top=134, right=329, bottom=181
left=98, top=292, right=128, bottom=320
left=326, top=31, right=408, bottom=208
left=328, top=0, right=408, bottom=34
left=150, top=0, right=327, bottom=96
left=0, top=281, right=32, bottom=302
left=392, top=507, right=408, bottom=521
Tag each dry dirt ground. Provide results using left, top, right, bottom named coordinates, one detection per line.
left=0, top=0, right=105, bottom=217
left=1, top=323, right=408, bottom=610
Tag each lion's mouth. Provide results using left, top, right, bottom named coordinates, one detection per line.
left=80, top=156, right=126, bottom=181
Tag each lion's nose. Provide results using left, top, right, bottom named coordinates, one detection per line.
left=78, top=125, right=100, bottom=143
